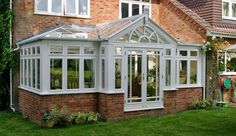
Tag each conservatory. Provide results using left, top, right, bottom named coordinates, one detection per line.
left=17, top=14, right=205, bottom=121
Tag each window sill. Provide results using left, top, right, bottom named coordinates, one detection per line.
left=124, top=106, right=164, bottom=112
left=176, top=85, right=203, bottom=89
left=34, top=12, right=91, bottom=19
left=222, top=16, right=236, bottom=21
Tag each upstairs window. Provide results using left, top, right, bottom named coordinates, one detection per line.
left=35, top=0, right=90, bottom=18
left=120, top=0, right=151, bottom=18
left=222, top=0, right=236, bottom=19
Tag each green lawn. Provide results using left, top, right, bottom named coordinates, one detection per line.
left=1, top=108, right=236, bottom=136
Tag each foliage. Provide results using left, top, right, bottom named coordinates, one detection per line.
left=71, top=112, right=99, bottom=124
left=56, top=106, right=71, bottom=127
left=192, top=99, right=213, bottom=109
left=0, top=0, right=15, bottom=109
left=201, top=37, right=230, bottom=55
left=41, top=106, right=58, bottom=128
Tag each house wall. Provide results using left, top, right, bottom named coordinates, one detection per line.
left=178, top=0, right=236, bottom=29
left=159, top=0, right=206, bottom=43
left=13, top=0, right=160, bottom=43
left=19, top=88, right=202, bottom=124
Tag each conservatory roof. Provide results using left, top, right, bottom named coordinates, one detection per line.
left=224, top=44, right=236, bottom=52
left=16, top=15, right=147, bottom=45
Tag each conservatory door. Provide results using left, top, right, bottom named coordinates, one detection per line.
left=124, top=48, right=163, bottom=111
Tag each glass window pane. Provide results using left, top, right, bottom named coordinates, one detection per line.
left=84, top=47, right=95, bottom=54
left=132, top=4, right=139, bottom=16
left=190, top=61, right=197, bottom=84
left=36, top=0, right=48, bottom=12
left=66, top=0, right=76, bottom=14
left=37, top=59, right=40, bottom=89
left=101, top=47, right=105, bottom=55
left=232, top=3, right=236, bottom=17
left=24, top=49, right=27, bottom=56
left=24, top=59, right=27, bottom=86
left=50, top=59, right=62, bottom=90
left=223, top=2, right=229, bottom=16
left=179, top=50, right=188, bottom=56
left=101, top=59, right=105, bottom=89
left=67, top=59, right=80, bottom=89
left=20, top=60, right=23, bottom=85
left=32, top=59, right=36, bottom=88
left=37, top=46, right=40, bottom=54
left=115, top=59, right=122, bottom=89
left=166, top=49, right=171, bottom=56
left=121, top=3, right=129, bottom=18
left=28, top=59, right=31, bottom=87
left=142, top=0, right=150, bottom=2
left=28, top=48, right=31, bottom=56
left=166, top=60, right=171, bottom=86
left=139, top=37, right=149, bottom=43
left=190, top=51, right=198, bottom=56
left=67, top=46, right=80, bottom=54
left=142, top=5, right=150, bottom=15
left=115, top=47, right=122, bottom=55
left=179, top=60, right=187, bottom=84
left=50, top=46, right=63, bottom=54
left=32, top=47, right=36, bottom=55
left=52, top=0, right=62, bottom=13
left=79, top=0, right=88, bottom=15
left=227, top=52, right=236, bottom=72
left=84, top=59, right=95, bottom=88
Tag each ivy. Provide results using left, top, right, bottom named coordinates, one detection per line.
left=0, top=0, right=15, bottom=109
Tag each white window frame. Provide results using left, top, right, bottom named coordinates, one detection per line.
left=119, top=0, right=152, bottom=19
left=114, top=46, right=123, bottom=91
left=34, top=0, right=90, bottom=18
left=177, top=49, right=201, bottom=88
left=222, top=0, right=236, bottom=20
left=48, top=44, right=97, bottom=92
left=20, top=45, right=41, bottom=92
left=163, top=48, right=176, bottom=90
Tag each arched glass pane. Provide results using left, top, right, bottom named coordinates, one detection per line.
left=150, top=34, right=158, bottom=43
left=130, top=31, right=139, bottom=43
left=139, top=37, right=149, bottom=43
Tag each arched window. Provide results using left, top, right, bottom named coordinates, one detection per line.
left=129, top=25, right=159, bottom=43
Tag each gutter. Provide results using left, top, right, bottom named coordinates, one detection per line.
left=9, top=0, right=15, bottom=112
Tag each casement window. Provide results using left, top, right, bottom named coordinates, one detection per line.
left=49, top=45, right=96, bottom=91
left=222, top=0, right=236, bottom=19
left=120, top=0, right=151, bottom=18
left=164, top=49, right=173, bottom=88
left=114, top=47, right=123, bottom=89
left=35, top=0, right=90, bottom=18
left=20, top=46, right=41, bottom=90
left=177, top=49, right=201, bottom=86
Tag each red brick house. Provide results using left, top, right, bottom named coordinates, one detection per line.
left=11, top=0, right=236, bottom=124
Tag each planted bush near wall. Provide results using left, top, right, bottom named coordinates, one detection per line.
left=192, top=99, right=213, bottom=109
left=41, top=106, right=99, bottom=128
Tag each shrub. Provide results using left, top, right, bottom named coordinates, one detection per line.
left=71, top=112, right=99, bottom=125
left=41, top=106, right=58, bottom=128
left=55, top=107, right=71, bottom=127
left=192, top=99, right=213, bottom=109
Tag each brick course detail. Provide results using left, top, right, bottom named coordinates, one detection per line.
left=19, top=88, right=202, bottom=124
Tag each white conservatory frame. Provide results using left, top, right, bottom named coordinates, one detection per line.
left=18, top=14, right=205, bottom=111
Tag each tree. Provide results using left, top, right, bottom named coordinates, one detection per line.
left=0, top=1, right=15, bottom=110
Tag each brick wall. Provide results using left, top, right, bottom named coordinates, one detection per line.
left=159, top=0, right=206, bottom=43
left=19, top=88, right=98, bottom=124
left=19, top=87, right=202, bottom=124
left=13, top=0, right=160, bottom=44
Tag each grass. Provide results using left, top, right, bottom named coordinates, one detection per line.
left=1, top=108, right=236, bottom=136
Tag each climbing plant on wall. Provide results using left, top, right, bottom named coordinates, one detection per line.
left=204, top=37, right=230, bottom=100
left=0, top=0, right=15, bottom=110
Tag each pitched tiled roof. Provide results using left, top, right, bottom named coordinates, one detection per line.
left=168, top=0, right=212, bottom=30
left=176, top=0, right=236, bottom=37
left=16, top=15, right=145, bottom=45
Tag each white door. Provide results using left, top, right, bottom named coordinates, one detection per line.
left=124, top=48, right=164, bottom=111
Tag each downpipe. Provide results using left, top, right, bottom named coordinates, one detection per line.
left=9, top=0, right=15, bottom=112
